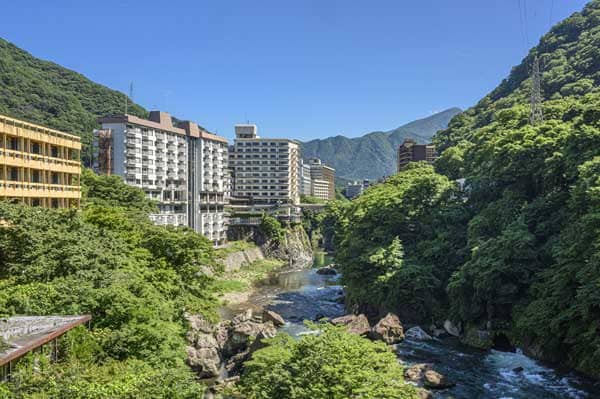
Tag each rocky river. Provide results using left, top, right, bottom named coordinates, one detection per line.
left=219, top=256, right=600, bottom=399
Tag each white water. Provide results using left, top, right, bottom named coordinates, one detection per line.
left=222, top=267, right=600, bottom=398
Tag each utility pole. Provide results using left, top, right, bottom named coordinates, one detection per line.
left=530, top=56, right=544, bottom=125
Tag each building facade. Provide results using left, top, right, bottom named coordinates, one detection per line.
left=299, top=159, right=312, bottom=196
left=345, top=179, right=370, bottom=199
left=0, top=114, right=81, bottom=208
left=229, top=124, right=300, bottom=205
left=179, top=121, right=228, bottom=245
left=397, top=139, right=437, bottom=171
left=94, top=111, right=228, bottom=245
left=307, top=158, right=335, bottom=200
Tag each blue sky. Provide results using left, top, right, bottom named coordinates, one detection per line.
left=0, top=0, right=589, bottom=141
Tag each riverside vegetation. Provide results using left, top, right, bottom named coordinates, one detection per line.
left=327, top=0, right=600, bottom=380
left=0, top=170, right=418, bottom=398
left=2, top=1, right=600, bottom=396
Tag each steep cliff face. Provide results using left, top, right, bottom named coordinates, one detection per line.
left=263, top=225, right=313, bottom=269
left=227, top=225, right=313, bottom=269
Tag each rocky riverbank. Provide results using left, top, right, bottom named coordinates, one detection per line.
left=185, top=310, right=280, bottom=380
left=211, top=264, right=600, bottom=398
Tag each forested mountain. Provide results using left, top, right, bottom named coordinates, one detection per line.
left=300, top=107, right=461, bottom=180
left=332, top=0, right=600, bottom=379
left=0, top=38, right=146, bottom=161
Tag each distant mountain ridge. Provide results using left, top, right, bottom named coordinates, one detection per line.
left=299, top=107, right=462, bottom=180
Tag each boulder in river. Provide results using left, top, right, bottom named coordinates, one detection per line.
left=347, top=314, right=371, bottom=336
left=370, top=313, right=404, bottom=344
left=443, top=319, right=461, bottom=337
left=405, top=326, right=433, bottom=341
left=223, top=320, right=277, bottom=356
left=184, top=313, right=214, bottom=334
left=262, top=309, right=285, bottom=327
left=404, top=363, right=433, bottom=382
left=186, top=343, right=221, bottom=378
left=423, top=369, right=456, bottom=389
left=331, top=314, right=357, bottom=325
left=331, top=314, right=371, bottom=336
left=405, top=363, right=455, bottom=390
left=416, top=388, right=434, bottom=399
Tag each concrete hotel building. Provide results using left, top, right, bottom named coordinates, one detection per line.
left=179, top=121, right=228, bottom=245
left=307, top=158, right=335, bottom=201
left=0, top=114, right=81, bottom=208
left=397, top=139, right=437, bottom=171
left=299, top=159, right=312, bottom=197
left=230, top=124, right=300, bottom=205
left=94, top=111, right=228, bottom=245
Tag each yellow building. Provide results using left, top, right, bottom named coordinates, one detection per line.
left=0, top=114, right=81, bottom=208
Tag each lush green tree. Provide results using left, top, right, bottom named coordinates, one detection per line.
left=335, top=1, right=600, bottom=378
left=81, top=168, right=157, bottom=214
left=236, top=326, right=418, bottom=399
left=0, top=170, right=220, bottom=397
left=336, top=163, right=466, bottom=321
left=300, top=194, right=326, bottom=204
left=259, top=214, right=285, bottom=243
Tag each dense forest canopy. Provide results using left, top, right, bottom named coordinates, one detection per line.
left=334, top=0, right=600, bottom=378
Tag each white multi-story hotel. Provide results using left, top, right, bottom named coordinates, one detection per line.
left=179, top=121, right=229, bottom=245
left=299, top=159, right=312, bottom=197
left=94, top=111, right=228, bottom=245
left=229, top=124, right=300, bottom=205
left=298, top=158, right=336, bottom=202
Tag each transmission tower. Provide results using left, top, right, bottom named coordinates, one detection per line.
left=530, top=56, right=544, bottom=125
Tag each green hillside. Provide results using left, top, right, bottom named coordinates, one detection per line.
left=0, top=38, right=147, bottom=162
left=431, top=0, right=600, bottom=375
left=334, top=0, right=600, bottom=379
left=300, top=107, right=461, bottom=180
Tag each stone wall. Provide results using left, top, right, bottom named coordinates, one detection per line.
left=220, top=247, right=266, bottom=272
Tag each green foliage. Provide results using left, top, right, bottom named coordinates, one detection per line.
left=336, top=163, right=467, bottom=321
left=337, top=1, right=600, bottom=378
left=300, top=194, right=326, bottom=204
left=301, top=108, right=461, bottom=180
left=0, top=170, right=219, bottom=397
left=0, top=38, right=147, bottom=163
left=433, top=0, right=600, bottom=378
left=214, top=240, right=256, bottom=259
left=0, top=337, right=8, bottom=352
left=236, top=326, right=418, bottom=399
left=81, top=168, right=157, bottom=214
left=259, top=214, right=285, bottom=243
left=5, top=356, right=204, bottom=399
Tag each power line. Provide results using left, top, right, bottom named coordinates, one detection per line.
left=522, top=0, right=530, bottom=47
left=517, top=0, right=528, bottom=51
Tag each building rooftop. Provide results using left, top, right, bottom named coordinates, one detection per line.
left=98, top=113, right=186, bottom=136
left=0, top=113, right=81, bottom=142
left=0, top=315, right=91, bottom=366
left=98, top=112, right=228, bottom=143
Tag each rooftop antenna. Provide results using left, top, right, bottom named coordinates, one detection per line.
left=530, top=55, right=543, bottom=125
